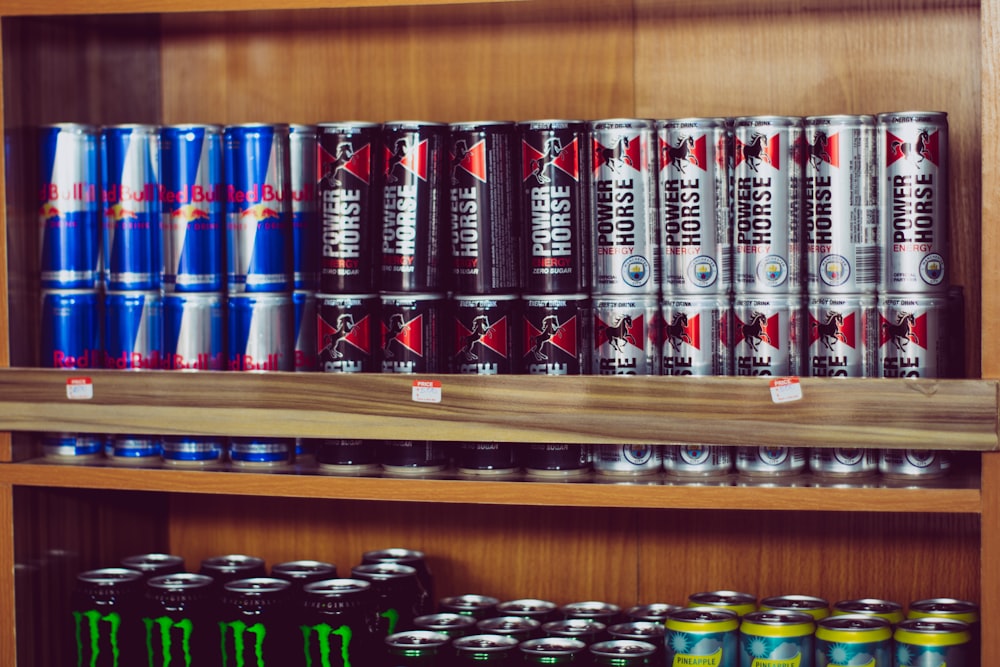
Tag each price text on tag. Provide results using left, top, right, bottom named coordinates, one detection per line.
left=769, top=377, right=802, bottom=404
left=66, top=377, right=94, bottom=400
left=412, top=380, right=442, bottom=404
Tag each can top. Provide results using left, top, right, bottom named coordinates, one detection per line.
left=477, top=616, right=542, bottom=633
left=804, top=114, right=876, bottom=126
left=101, top=123, right=159, bottom=133
left=688, top=590, right=757, bottom=606
left=741, top=610, right=816, bottom=635
left=833, top=598, right=903, bottom=617
left=589, top=640, right=657, bottom=659
left=120, top=553, right=186, bottom=574
left=440, top=593, right=501, bottom=611
left=414, top=612, right=479, bottom=630
left=607, top=621, right=666, bottom=639
left=42, top=122, right=98, bottom=133
left=363, top=547, right=426, bottom=565
left=760, top=594, right=830, bottom=612
left=875, top=110, right=948, bottom=123
left=908, top=597, right=979, bottom=620
left=302, top=577, right=372, bottom=597
left=224, top=122, right=291, bottom=130
left=542, top=618, right=607, bottom=636
left=734, top=115, right=803, bottom=127
left=656, top=117, right=727, bottom=129
left=519, top=637, right=588, bottom=656
left=77, top=567, right=144, bottom=587
left=223, top=577, right=292, bottom=596
left=200, top=554, right=266, bottom=574
left=383, top=120, right=448, bottom=130
left=147, top=572, right=215, bottom=593
left=351, top=562, right=419, bottom=581
left=560, top=600, right=621, bottom=619
left=317, top=121, right=380, bottom=130
left=451, top=634, right=520, bottom=653
left=288, top=123, right=318, bottom=132
left=666, top=607, right=740, bottom=631
left=385, top=630, right=451, bottom=650
left=160, top=123, right=223, bottom=133
left=894, top=618, right=971, bottom=645
left=271, top=560, right=338, bottom=580
left=625, top=602, right=682, bottom=621
left=497, top=598, right=559, bottom=615
left=816, top=613, right=892, bottom=641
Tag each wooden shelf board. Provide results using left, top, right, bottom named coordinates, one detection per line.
left=0, top=460, right=981, bottom=512
left=0, top=370, right=993, bottom=450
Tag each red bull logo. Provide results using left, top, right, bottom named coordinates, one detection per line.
left=240, top=203, right=282, bottom=228
left=170, top=204, right=212, bottom=227
left=227, top=183, right=287, bottom=204
left=39, top=182, right=97, bottom=203
left=452, top=139, right=487, bottom=183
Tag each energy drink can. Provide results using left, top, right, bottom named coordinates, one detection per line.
left=894, top=618, right=971, bottom=667
left=452, top=634, right=520, bottom=661
left=687, top=592, right=757, bottom=619
left=159, top=124, right=224, bottom=292
left=42, top=432, right=104, bottom=461
left=879, top=449, right=951, bottom=480
left=662, top=445, right=733, bottom=477
left=227, top=293, right=294, bottom=371
left=878, top=293, right=948, bottom=378
left=496, top=599, right=560, bottom=624
left=592, top=296, right=659, bottom=375
left=804, top=115, right=879, bottom=294
left=270, top=560, right=338, bottom=590
left=413, top=613, right=478, bottom=639
left=807, top=294, right=878, bottom=378
left=658, top=117, right=731, bottom=295
left=449, top=295, right=519, bottom=374
left=592, top=444, right=662, bottom=476
left=380, top=293, right=443, bottom=373
left=833, top=598, right=905, bottom=626
left=224, top=124, right=293, bottom=293
left=590, top=118, right=658, bottom=295
left=439, top=594, right=500, bottom=620
left=521, top=295, right=589, bottom=375
left=39, top=123, right=101, bottom=289
left=625, top=603, right=683, bottom=624
left=477, top=616, right=541, bottom=642
left=104, top=290, right=163, bottom=370
left=759, top=595, right=830, bottom=621
left=293, top=290, right=318, bottom=371
left=318, top=293, right=378, bottom=373
left=878, top=111, right=948, bottom=293
left=120, top=554, right=186, bottom=580
left=523, top=444, right=591, bottom=478
left=41, top=288, right=102, bottom=369
left=229, top=438, right=295, bottom=467
left=142, top=573, right=218, bottom=666
left=562, top=601, right=621, bottom=625
left=541, top=619, right=607, bottom=645
left=381, top=121, right=448, bottom=293
left=455, top=443, right=520, bottom=476
left=732, top=295, right=801, bottom=376
left=316, top=439, right=380, bottom=474
left=909, top=598, right=979, bottom=665
left=733, top=115, right=804, bottom=295
left=449, top=121, right=520, bottom=295
left=106, top=435, right=162, bottom=465
left=665, top=607, right=739, bottom=667
left=736, top=446, right=807, bottom=477
left=379, top=440, right=448, bottom=474
left=519, top=119, right=589, bottom=294
left=102, top=124, right=161, bottom=291
left=71, top=568, right=145, bottom=667
left=815, top=614, right=892, bottom=667
left=289, top=124, right=319, bottom=290
left=589, top=639, right=658, bottom=665
left=160, top=436, right=225, bottom=467
left=809, top=448, right=878, bottom=478
left=162, top=292, right=224, bottom=371
left=318, top=122, right=381, bottom=294
left=662, top=295, right=731, bottom=376
left=739, top=610, right=815, bottom=667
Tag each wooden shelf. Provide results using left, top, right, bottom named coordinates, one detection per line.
left=0, top=370, right=994, bottom=450
left=0, top=459, right=982, bottom=513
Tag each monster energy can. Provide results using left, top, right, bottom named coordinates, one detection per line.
left=738, top=609, right=816, bottom=667
left=815, top=614, right=892, bottom=667
left=384, top=630, right=452, bottom=666
left=561, top=601, right=622, bottom=625
left=413, top=612, right=478, bottom=639
left=301, top=578, right=382, bottom=667
left=199, top=554, right=267, bottom=588
left=590, top=639, right=659, bottom=666
left=496, top=598, right=560, bottom=624
left=590, top=118, right=658, bottom=296
left=521, top=637, right=590, bottom=663
left=477, top=616, right=542, bottom=642
left=120, top=554, right=185, bottom=581
left=665, top=607, right=739, bottom=667
left=607, top=622, right=666, bottom=664
left=543, top=618, right=609, bottom=645
left=142, top=573, right=217, bottom=667
left=351, top=562, right=428, bottom=638
left=439, top=594, right=500, bottom=620
left=452, top=634, right=521, bottom=663
left=362, top=548, right=435, bottom=616
left=271, top=560, right=338, bottom=592
left=72, top=568, right=145, bottom=667
left=217, top=577, right=295, bottom=666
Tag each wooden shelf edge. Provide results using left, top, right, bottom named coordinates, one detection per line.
left=0, top=370, right=993, bottom=450
left=0, top=461, right=981, bottom=513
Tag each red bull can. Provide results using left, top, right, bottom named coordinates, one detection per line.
left=590, top=119, right=658, bottom=295
left=658, top=117, right=731, bottom=295
left=162, top=293, right=224, bottom=371
left=381, top=121, right=448, bottom=293
left=662, top=445, right=733, bottom=477
left=732, top=295, right=801, bottom=376
left=592, top=296, right=659, bottom=375
left=161, top=436, right=225, bottom=467
left=102, top=124, right=161, bottom=291
left=665, top=607, right=739, bottom=667
left=878, top=111, right=948, bottom=293
left=879, top=449, right=951, bottom=480
left=733, top=116, right=804, bottom=294
left=41, top=288, right=102, bottom=369
left=317, top=293, right=378, bottom=373
left=878, top=293, right=947, bottom=378
left=807, top=294, right=877, bottom=378
left=290, top=124, right=319, bottom=290
left=449, top=295, right=519, bottom=374
left=521, top=295, right=589, bottom=375
left=227, top=293, right=294, bottom=371
left=318, top=122, right=381, bottom=294
left=738, top=610, right=815, bottom=667
left=106, top=435, right=162, bottom=465
left=519, top=120, right=589, bottom=295
left=593, top=444, right=662, bottom=476
left=894, top=618, right=971, bottom=667
left=42, top=432, right=104, bottom=461
left=736, top=446, right=807, bottom=476
left=293, top=290, right=318, bottom=371
left=809, top=448, right=878, bottom=478
left=804, top=115, right=879, bottom=294
left=759, top=595, right=830, bottom=621
left=39, top=123, right=101, bottom=289
left=230, top=438, right=295, bottom=467
left=816, top=614, right=892, bottom=667
left=449, top=121, right=520, bottom=295
left=224, top=124, right=293, bottom=293
left=159, top=124, right=224, bottom=293
left=662, top=295, right=731, bottom=376
left=104, top=290, right=163, bottom=370
left=380, top=293, right=443, bottom=373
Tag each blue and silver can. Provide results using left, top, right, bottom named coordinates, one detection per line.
left=42, top=432, right=104, bottom=461
left=41, top=289, right=102, bottom=369
left=106, top=435, right=162, bottom=465
left=104, top=290, right=163, bottom=370
left=230, top=438, right=295, bottom=467
left=665, top=607, right=739, bottom=667
left=224, top=124, right=293, bottom=293
left=159, top=124, right=224, bottom=292
left=290, top=125, right=319, bottom=291
left=163, top=293, right=224, bottom=371
left=738, top=609, right=815, bottom=667
left=161, top=436, right=225, bottom=467
left=293, top=290, right=318, bottom=372
left=101, top=124, right=161, bottom=291
left=815, top=614, right=891, bottom=667
left=227, top=293, right=294, bottom=371
left=39, top=123, right=101, bottom=289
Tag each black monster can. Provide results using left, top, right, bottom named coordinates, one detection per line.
left=318, top=293, right=378, bottom=373
left=521, top=295, right=589, bottom=375
left=449, top=295, right=519, bottom=374
left=519, top=119, right=590, bottom=294
left=449, top=121, right=521, bottom=295
left=380, top=122, right=448, bottom=292
left=380, top=293, right=443, bottom=374
left=317, top=122, right=381, bottom=294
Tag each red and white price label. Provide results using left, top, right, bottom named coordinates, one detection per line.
left=412, top=379, right=442, bottom=404
left=66, top=377, right=93, bottom=400
left=769, top=377, right=802, bottom=404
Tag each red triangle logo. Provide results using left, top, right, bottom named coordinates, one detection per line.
left=593, top=135, right=643, bottom=173
left=523, top=315, right=578, bottom=359
left=522, top=137, right=579, bottom=182
left=318, top=313, right=371, bottom=355
left=734, top=133, right=780, bottom=170
left=733, top=312, right=780, bottom=349
left=594, top=313, right=645, bottom=351
left=382, top=313, right=423, bottom=356
left=318, top=142, right=371, bottom=185
left=455, top=315, right=508, bottom=359
left=454, top=139, right=487, bottom=183
left=879, top=312, right=927, bottom=350
left=807, top=311, right=855, bottom=349
left=384, top=138, right=429, bottom=181
left=663, top=312, right=701, bottom=351
left=886, top=130, right=940, bottom=168
left=660, top=134, right=708, bottom=173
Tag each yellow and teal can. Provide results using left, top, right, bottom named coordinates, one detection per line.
left=739, top=609, right=815, bottom=667
left=665, top=607, right=740, bottom=667
left=759, top=595, right=830, bottom=621
left=815, top=614, right=892, bottom=667
left=893, top=617, right=970, bottom=667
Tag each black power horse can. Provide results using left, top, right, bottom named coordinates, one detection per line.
left=449, top=295, right=520, bottom=374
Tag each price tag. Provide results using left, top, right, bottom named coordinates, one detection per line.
left=769, top=377, right=802, bottom=403
left=66, top=377, right=93, bottom=400
left=412, top=379, right=442, bottom=404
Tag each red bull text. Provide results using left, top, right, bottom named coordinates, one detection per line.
left=162, top=293, right=225, bottom=371
left=41, top=289, right=102, bottom=369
